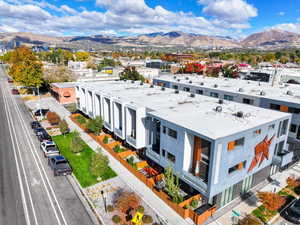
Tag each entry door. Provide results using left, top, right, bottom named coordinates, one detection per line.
left=241, top=175, right=253, bottom=194
left=220, top=186, right=234, bottom=207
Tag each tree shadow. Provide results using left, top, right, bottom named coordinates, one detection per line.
left=240, top=191, right=259, bottom=207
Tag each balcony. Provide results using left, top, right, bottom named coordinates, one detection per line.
left=181, top=171, right=208, bottom=194
left=114, top=127, right=123, bottom=138
left=82, top=106, right=86, bottom=113
left=104, top=121, right=111, bottom=130
left=146, top=148, right=160, bottom=161
left=273, top=150, right=294, bottom=167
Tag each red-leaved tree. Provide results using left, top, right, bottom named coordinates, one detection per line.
left=257, top=192, right=286, bottom=211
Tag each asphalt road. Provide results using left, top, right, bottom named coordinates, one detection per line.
left=0, top=65, right=95, bottom=225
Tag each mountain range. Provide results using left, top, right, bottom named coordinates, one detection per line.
left=1, top=29, right=300, bottom=49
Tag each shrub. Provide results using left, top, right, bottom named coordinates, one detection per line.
left=47, top=111, right=61, bottom=125
left=66, top=103, right=77, bottom=113
left=183, top=204, right=190, bottom=209
left=90, top=152, right=109, bottom=177
left=252, top=205, right=277, bottom=223
left=142, top=215, right=153, bottom=224
left=112, top=215, right=121, bottom=224
left=70, top=130, right=85, bottom=153
left=238, top=214, right=262, bottom=225
left=103, top=136, right=109, bottom=144
left=107, top=205, right=114, bottom=212
left=59, top=119, right=69, bottom=135
left=115, top=191, right=140, bottom=213
left=257, top=192, right=286, bottom=211
left=75, top=115, right=86, bottom=125
left=127, top=156, right=135, bottom=166
left=191, top=199, right=198, bottom=208
left=86, top=116, right=103, bottom=135
left=114, top=145, right=124, bottom=153
left=287, top=176, right=300, bottom=188
left=137, top=205, right=145, bottom=213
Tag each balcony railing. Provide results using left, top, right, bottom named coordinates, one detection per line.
left=273, top=150, right=294, bottom=167
left=104, top=121, right=111, bottom=129
left=181, top=171, right=208, bottom=194
left=114, top=127, right=123, bottom=137
left=82, top=107, right=86, bottom=113
left=126, top=135, right=136, bottom=146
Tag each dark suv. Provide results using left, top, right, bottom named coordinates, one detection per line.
left=282, top=198, right=300, bottom=224
left=48, top=155, right=72, bottom=176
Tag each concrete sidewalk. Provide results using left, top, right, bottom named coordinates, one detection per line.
left=28, top=97, right=192, bottom=225
left=206, top=165, right=300, bottom=225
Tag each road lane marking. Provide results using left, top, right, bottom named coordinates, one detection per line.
left=4, top=80, right=68, bottom=225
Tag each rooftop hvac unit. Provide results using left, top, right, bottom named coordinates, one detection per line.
left=215, top=106, right=222, bottom=113
left=123, top=79, right=127, bottom=82
left=218, top=99, right=223, bottom=104
left=287, top=90, right=293, bottom=96
left=175, top=90, right=179, bottom=94
left=189, top=80, right=193, bottom=84
left=236, top=111, right=244, bottom=118
left=260, top=91, right=266, bottom=96
left=200, top=82, right=204, bottom=86
left=177, top=79, right=181, bottom=82
left=131, top=80, right=135, bottom=83
left=186, top=77, right=189, bottom=80
left=140, top=82, right=144, bottom=86
left=150, top=84, right=154, bottom=88
left=214, top=84, right=218, bottom=88
left=173, top=76, right=177, bottom=79
left=161, top=87, right=165, bottom=91
left=238, top=88, right=244, bottom=92
left=190, top=93, right=195, bottom=98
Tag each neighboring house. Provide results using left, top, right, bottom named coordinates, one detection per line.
left=68, top=61, right=93, bottom=77
left=153, top=74, right=300, bottom=154
left=76, top=80, right=290, bottom=212
left=50, top=82, right=77, bottom=104
left=136, top=67, right=160, bottom=81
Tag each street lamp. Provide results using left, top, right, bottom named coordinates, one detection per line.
left=101, top=190, right=107, bottom=213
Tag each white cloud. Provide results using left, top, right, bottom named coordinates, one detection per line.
left=277, top=12, right=285, bottom=16
left=272, top=23, right=300, bottom=34
left=0, top=0, right=256, bottom=37
left=198, top=0, right=257, bottom=23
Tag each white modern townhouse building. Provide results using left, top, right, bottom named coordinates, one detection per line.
left=76, top=80, right=291, bottom=210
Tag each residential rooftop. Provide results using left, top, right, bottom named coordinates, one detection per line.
left=155, top=74, right=300, bottom=105
left=78, top=80, right=289, bottom=140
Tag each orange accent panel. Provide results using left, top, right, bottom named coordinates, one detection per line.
left=192, top=136, right=202, bottom=176
left=280, top=105, right=289, bottom=112
left=227, top=141, right=235, bottom=151
left=238, top=162, right=244, bottom=170
left=248, top=135, right=274, bottom=172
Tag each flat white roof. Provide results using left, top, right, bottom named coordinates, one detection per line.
left=78, top=80, right=289, bottom=139
left=155, top=74, right=300, bottom=105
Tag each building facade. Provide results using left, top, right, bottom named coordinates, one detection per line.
left=76, top=80, right=291, bottom=210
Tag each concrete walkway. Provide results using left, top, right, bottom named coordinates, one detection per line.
left=207, top=164, right=300, bottom=225
left=27, top=97, right=192, bottom=225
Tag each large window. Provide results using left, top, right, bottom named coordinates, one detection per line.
left=167, top=152, right=176, bottom=163
left=297, top=126, right=300, bottom=140
left=290, top=124, right=297, bottom=133
left=280, top=119, right=289, bottom=136
left=173, top=85, right=178, bottom=90
left=270, top=103, right=280, bottom=111
left=228, top=161, right=246, bottom=174
left=210, top=92, right=219, bottom=98
left=196, top=89, right=203, bottom=95
left=243, top=98, right=254, bottom=105
left=224, top=95, right=233, bottom=101
left=228, top=137, right=245, bottom=151
left=288, top=107, right=300, bottom=114
left=183, top=87, right=190, bottom=92
left=168, top=128, right=177, bottom=139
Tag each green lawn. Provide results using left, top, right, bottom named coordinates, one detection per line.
left=53, top=133, right=117, bottom=188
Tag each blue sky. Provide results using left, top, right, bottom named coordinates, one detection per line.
left=0, top=0, right=299, bottom=38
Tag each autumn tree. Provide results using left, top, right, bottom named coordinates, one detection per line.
left=90, top=151, right=109, bottom=177
left=43, top=65, right=77, bottom=84
left=8, top=46, right=43, bottom=88
left=221, top=64, right=240, bottom=78
left=46, top=111, right=61, bottom=125
left=75, top=51, right=90, bottom=61
left=120, top=67, right=144, bottom=82
left=114, top=191, right=140, bottom=213
left=286, top=176, right=300, bottom=188
left=237, top=214, right=262, bottom=225
left=257, top=192, right=286, bottom=211
left=183, top=63, right=205, bottom=74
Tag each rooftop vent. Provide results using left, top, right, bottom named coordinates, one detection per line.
left=189, top=80, right=193, bottom=84
left=173, top=76, right=177, bottom=79
left=287, top=90, right=293, bottom=96
left=123, top=79, right=127, bottom=82
left=175, top=90, right=179, bottom=94
left=218, top=99, right=223, bottom=104
left=140, top=82, right=144, bottom=86
left=177, top=79, right=181, bottom=82
left=258, top=82, right=261, bottom=86
left=161, top=87, right=165, bottom=91
left=238, top=88, right=244, bottom=92
left=215, top=106, right=222, bottom=113
left=260, top=91, right=266, bottom=96
left=186, top=77, right=189, bottom=80
left=150, top=84, right=154, bottom=88
left=131, top=80, right=135, bottom=84
left=214, top=84, right=218, bottom=88
left=285, top=84, right=289, bottom=87
left=200, top=82, right=204, bottom=86
left=236, top=111, right=244, bottom=118
left=190, top=93, right=195, bottom=98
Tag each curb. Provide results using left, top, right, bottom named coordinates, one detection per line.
left=67, top=174, right=105, bottom=225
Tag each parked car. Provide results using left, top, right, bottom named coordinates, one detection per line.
left=282, top=198, right=300, bottom=224
left=37, top=131, right=52, bottom=142
left=31, top=121, right=41, bottom=129
left=34, top=109, right=49, bottom=117
left=11, top=89, right=19, bottom=95
left=33, top=127, right=45, bottom=135
left=40, top=141, right=59, bottom=157
left=48, top=155, right=72, bottom=176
